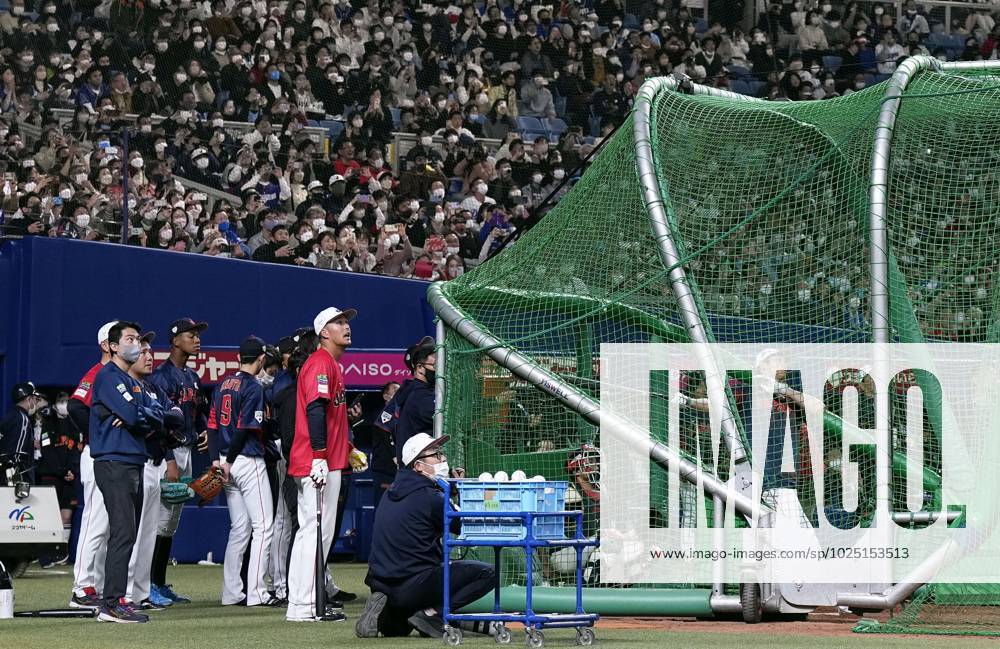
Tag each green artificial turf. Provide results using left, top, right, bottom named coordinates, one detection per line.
left=1, top=562, right=994, bottom=649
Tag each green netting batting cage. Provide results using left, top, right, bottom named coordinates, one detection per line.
left=429, top=56, right=1000, bottom=632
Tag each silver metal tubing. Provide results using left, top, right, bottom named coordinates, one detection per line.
left=433, top=318, right=446, bottom=440
left=428, top=282, right=762, bottom=517
left=633, top=77, right=757, bottom=473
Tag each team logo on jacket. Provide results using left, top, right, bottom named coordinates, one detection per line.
left=380, top=411, right=392, bottom=424
left=255, top=411, right=263, bottom=423
left=317, top=374, right=329, bottom=395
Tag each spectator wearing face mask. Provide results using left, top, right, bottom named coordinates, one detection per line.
left=459, top=179, right=494, bottom=215
left=375, top=226, right=413, bottom=277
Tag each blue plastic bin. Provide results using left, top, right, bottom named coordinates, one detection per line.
left=457, top=481, right=568, bottom=540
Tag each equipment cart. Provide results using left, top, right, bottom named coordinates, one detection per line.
left=439, top=479, right=599, bottom=647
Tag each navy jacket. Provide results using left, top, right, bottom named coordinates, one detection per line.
left=88, top=362, right=149, bottom=465
left=148, top=358, right=206, bottom=446
left=367, top=469, right=460, bottom=583
left=0, top=405, right=32, bottom=460
left=393, top=378, right=435, bottom=465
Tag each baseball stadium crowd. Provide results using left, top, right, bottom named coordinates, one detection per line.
left=0, top=0, right=996, bottom=282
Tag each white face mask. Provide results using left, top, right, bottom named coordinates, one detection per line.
left=258, top=371, right=275, bottom=387
left=432, top=460, right=450, bottom=478
left=388, top=233, right=400, bottom=246
left=299, top=230, right=313, bottom=242
left=195, top=157, right=210, bottom=169
left=155, top=141, right=167, bottom=153
left=532, top=173, right=543, bottom=184
left=131, top=157, right=144, bottom=169
left=312, top=217, right=326, bottom=231
left=55, top=402, right=68, bottom=417
left=76, top=213, right=91, bottom=228
left=446, top=245, right=459, bottom=256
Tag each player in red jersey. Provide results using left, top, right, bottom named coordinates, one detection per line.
left=285, top=306, right=356, bottom=622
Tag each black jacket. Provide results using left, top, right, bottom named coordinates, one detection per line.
left=366, top=469, right=460, bottom=584
left=393, top=378, right=434, bottom=466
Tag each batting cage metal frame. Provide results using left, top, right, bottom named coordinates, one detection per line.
left=429, top=55, right=1000, bottom=632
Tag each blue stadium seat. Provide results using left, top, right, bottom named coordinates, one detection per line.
left=730, top=79, right=751, bottom=96
left=468, top=114, right=486, bottom=125
left=320, top=120, right=345, bottom=142
left=554, top=96, right=567, bottom=119
left=389, top=107, right=401, bottom=128
left=447, top=177, right=465, bottom=198
left=516, top=116, right=544, bottom=134
left=822, top=55, right=843, bottom=75
left=729, top=65, right=752, bottom=80
left=542, top=117, right=568, bottom=138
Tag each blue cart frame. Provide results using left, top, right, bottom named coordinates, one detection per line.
left=439, top=479, right=599, bottom=647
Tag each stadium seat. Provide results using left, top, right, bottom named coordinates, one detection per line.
left=516, top=116, right=544, bottom=135
left=320, top=120, right=346, bottom=142
left=822, top=56, right=843, bottom=75
left=446, top=177, right=465, bottom=198
left=554, top=96, right=567, bottom=119
left=730, top=79, right=751, bottom=96
left=468, top=114, right=486, bottom=126
left=389, top=107, right=401, bottom=128
left=543, top=117, right=567, bottom=138
left=729, top=65, right=752, bottom=80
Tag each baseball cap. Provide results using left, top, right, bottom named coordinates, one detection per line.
left=98, top=320, right=119, bottom=344
left=328, top=174, right=346, bottom=186
left=139, top=331, right=156, bottom=344
left=401, top=432, right=450, bottom=468
left=313, top=306, right=357, bottom=335
left=169, top=317, right=209, bottom=339
left=239, top=335, right=266, bottom=360
left=11, top=381, right=41, bottom=403
left=307, top=180, right=323, bottom=191
left=404, top=336, right=435, bottom=371
left=277, top=335, right=296, bottom=354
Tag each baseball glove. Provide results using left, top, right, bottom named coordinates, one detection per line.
left=160, top=481, right=194, bottom=505
left=189, top=466, right=225, bottom=505
left=349, top=447, right=369, bottom=473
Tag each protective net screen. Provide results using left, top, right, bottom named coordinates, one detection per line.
left=437, top=65, right=1000, bottom=628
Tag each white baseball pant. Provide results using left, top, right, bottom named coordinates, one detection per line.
left=126, top=460, right=165, bottom=604
left=285, top=471, right=341, bottom=621
left=72, top=446, right=108, bottom=596
left=268, top=459, right=292, bottom=599
left=222, top=455, right=274, bottom=606
left=157, top=445, right=192, bottom=537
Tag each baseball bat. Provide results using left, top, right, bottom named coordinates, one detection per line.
left=14, top=609, right=97, bottom=618
left=315, top=483, right=325, bottom=619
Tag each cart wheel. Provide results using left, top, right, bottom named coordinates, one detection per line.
left=740, top=582, right=763, bottom=624
left=575, top=627, right=595, bottom=646
left=443, top=626, right=463, bottom=646
left=525, top=628, right=544, bottom=648
left=495, top=624, right=512, bottom=645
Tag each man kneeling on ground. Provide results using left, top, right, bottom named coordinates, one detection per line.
left=356, top=433, right=494, bottom=638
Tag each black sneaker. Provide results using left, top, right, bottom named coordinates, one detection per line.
left=318, top=610, right=348, bottom=622
left=261, top=596, right=287, bottom=607
left=97, top=599, right=150, bottom=624
left=328, top=588, right=358, bottom=602
left=355, top=591, right=387, bottom=638
left=70, top=587, right=102, bottom=610
left=407, top=611, right=445, bottom=638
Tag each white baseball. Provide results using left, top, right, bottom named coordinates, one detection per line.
left=530, top=475, right=545, bottom=482
left=478, top=472, right=493, bottom=482
left=511, top=470, right=527, bottom=482
left=494, top=470, right=509, bottom=482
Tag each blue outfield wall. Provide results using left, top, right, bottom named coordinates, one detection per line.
left=0, top=237, right=434, bottom=406
left=2, top=237, right=432, bottom=562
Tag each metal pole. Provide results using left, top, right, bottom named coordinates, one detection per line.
left=120, top=129, right=129, bottom=245
left=427, top=283, right=763, bottom=518
left=633, top=77, right=758, bottom=497
left=433, top=317, right=446, bottom=440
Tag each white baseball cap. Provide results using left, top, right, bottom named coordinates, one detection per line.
left=313, top=306, right=357, bottom=335
left=401, top=432, right=450, bottom=468
left=98, top=320, right=119, bottom=344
